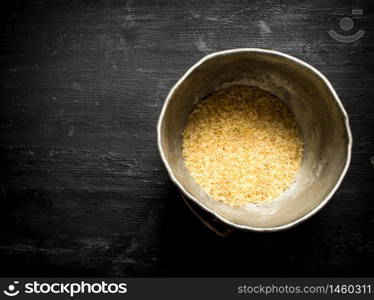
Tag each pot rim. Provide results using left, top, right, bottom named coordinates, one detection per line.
left=157, top=48, right=353, bottom=232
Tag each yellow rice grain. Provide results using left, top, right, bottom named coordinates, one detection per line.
left=182, top=86, right=303, bottom=207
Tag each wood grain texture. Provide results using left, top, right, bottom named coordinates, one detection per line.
left=0, top=0, right=373, bottom=276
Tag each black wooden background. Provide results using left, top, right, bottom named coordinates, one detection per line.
left=0, top=0, right=373, bottom=277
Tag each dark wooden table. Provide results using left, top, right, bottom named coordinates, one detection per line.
left=0, top=0, right=373, bottom=277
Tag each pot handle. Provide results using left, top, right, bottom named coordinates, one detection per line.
left=182, top=194, right=234, bottom=237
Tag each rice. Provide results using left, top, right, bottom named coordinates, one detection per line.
left=182, top=86, right=304, bottom=207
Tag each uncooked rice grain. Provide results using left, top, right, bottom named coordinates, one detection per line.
left=182, top=86, right=304, bottom=207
